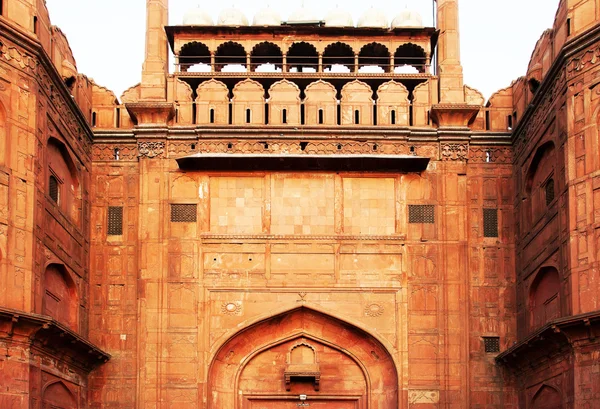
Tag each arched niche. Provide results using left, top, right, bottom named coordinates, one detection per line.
left=525, top=141, right=556, bottom=227
left=232, top=79, right=265, bottom=125
left=376, top=81, right=409, bottom=126
left=412, top=81, right=431, bottom=126
left=529, top=266, right=561, bottom=330
left=340, top=80, right=373, bottom=125
left=268, top=80, right=301, bottom=125
left=43, top=381, right=77, bottom=409
left=172, top=79, right=194, bottom=125
left=304, top=80, right=337, bottom=125
left=196, top=79, right=229, bottom=125
left=43, top=263, right=78, bottom=331
left=208, top=307, right=398, bottom=409
left=47, top=137, right=81, bottom=225
left=531, top=384, right=562, bottom=409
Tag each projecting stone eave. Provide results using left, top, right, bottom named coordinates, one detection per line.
left=495, top=311, right=600, bottom=369
left=0, top=307, right=111, bottom=372
left=176, top=152, right=430, bottom=172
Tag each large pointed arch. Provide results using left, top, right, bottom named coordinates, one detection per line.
left=207, top=305, right=399, bottom=409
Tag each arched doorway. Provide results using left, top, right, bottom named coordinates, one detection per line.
left=42, top=381, right=77, bottom=409
left=208, top=307, right=398, bottom=409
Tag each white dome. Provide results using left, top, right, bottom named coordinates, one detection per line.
left=357, top=7, right=388, bottom=28
left=217, top=7, right=249, bottom=26
left=391, top=9, right=423, bottom=28
left=253, top=7, right=281, bottom=26
left=324, top=8, right=353, bottom=27
left=287, top=6, right=318, bottom=23
left=182, top=7, right=214, bottom=25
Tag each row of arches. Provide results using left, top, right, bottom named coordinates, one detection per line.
left=179, top=41, right=428, bottom=73
left=174, top=78, right=431, bottom=126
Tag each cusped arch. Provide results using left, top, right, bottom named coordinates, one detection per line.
left=268, top=80, right=301, bottom=125
left=232, top=79, right=265, bottom=102
left=232, top=79, right=265, bottom=124
left=304, top=80, right=338, bottom=125
left=196, top=79, right=229, bottom=125
left=208, top=305, right=398, bottom=409
left=42, top=380, right=77, bottom=409
left=250, top=41, right=283, bottom=72
left=359, top=42, right=390, bottom=71
left=178, top=41, right=211, bottom=71
left=341, top=80, right=373, bottom=125
left=394, top=43, right=427, bottom=73
left=412, top=81, right=431, bottom=126
left=377, top=81, right=409, bottom=126
left=196, top=79, right=229, bottom=102
left=323, top=41, right=354, bottom=72
left=286, top=41, right=319, bottom=72
left=215, top=41, right=246, bottom=71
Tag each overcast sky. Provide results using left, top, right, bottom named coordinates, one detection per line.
left=45, top=0, right=559, bottom=101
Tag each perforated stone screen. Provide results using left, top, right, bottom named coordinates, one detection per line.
left=171, top=204, right=197, bottom=222
left=408, top=205, right=435, bottom=224
left=483, top=337, right=500, bottom=353
left=483, top=208, right=498, bottom=237
left=107, top=206, right=123, bottom=235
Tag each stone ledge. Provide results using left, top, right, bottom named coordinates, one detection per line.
left=496, top=311, right=600, bottom=368
left=0, top=307, right=110, bottom=372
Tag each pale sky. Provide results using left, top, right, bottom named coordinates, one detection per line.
left=45, top=0, right=558, bottom=101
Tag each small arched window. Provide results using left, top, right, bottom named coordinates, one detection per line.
left=545, top=178, right=555, bottom=206
left=390, top=110, right=396, bottom=125
left=282, top=109, right=287, bottom=124
left=209, top=108, right=215, bottom=124
left=318, top=109, right=324, bottom=125
left=246, top=108, right=251, bottom=123
left=48, top=175, right=59, bottom=203
left=354, top=110, right=360, bottom=125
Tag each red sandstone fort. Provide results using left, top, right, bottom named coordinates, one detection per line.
left=0, top=0, right=599, bottom=408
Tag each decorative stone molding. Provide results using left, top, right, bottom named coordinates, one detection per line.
left=469, top=147, right=513, bottom=164
left=513, top=70, right=566, bottom=158
left=168, top=140, right=435, bottom=158
left=93, top=144, right=138, bottom=161
left=364, top=303, right=384, bottom=317
left=138, top=141, right=165, bottom=158
left=200, top=234, right=406, bottom=241
left=409, top=390, right=440, bottom=404
left=567, top=45, right=600, bottom=74
left=0, top=40, right=37, bottom=73
left=440, top=143, right=469, bottom=161
left=221, top=302, right=242, bottom=315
